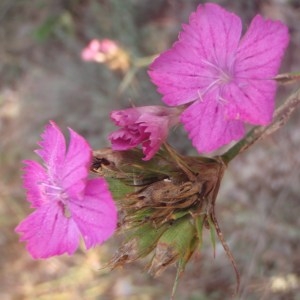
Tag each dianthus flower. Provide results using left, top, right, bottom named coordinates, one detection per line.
left=108, top=106, right=180, bottom=160
left=15, top=121, right=117, bottom=259
left=149, top=3, right=289, bottom=153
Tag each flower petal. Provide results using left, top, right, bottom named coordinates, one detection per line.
left=111, top=109, right=142, bottom=127
left=111, top=106, right=179, bottom=126
left=149, top=3, right=242, bottom=106
left=138, top=114, right=169, bottom=160
left=15, top=203, right=80, bottom=259
left=109, top=106, right=180, bottom=159
left=61, top=128, right=91, bottom=199
left=181, top=94, right=245, bottom=153
left=109, top=128, right=146, bottom=150
left=22, top=160, right=48, bottom=208
left=149, top=45, right=209, bottom=106
left=236, top=15, right=289, bottom=80
left=35, top=121, right=66, bottom=180
left=184, top=3, right=242, bottom=68
left=223, top=80, right=276, bottom=124
left=225, top=15, right=289, bottom=124
left=69, top=178, right=117, bottom=249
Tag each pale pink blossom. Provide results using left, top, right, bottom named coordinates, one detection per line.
left=81, top=39, right=118, bottom=62
left=15, top=121, right=117, bottom=259
left=149, top=3, right=289, bottom=153
left=109, top=106, right=180, bottom=160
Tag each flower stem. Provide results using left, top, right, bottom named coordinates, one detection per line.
left=133, top=54, right=158, bottom=68
left=117, top=54, right=158, bottom=95
left=274, top=72, right=300, bottom=84
left=222, top=87, right=300, bottom=164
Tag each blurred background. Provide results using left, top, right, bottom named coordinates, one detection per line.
left=0, top=0, right=300, bottom=299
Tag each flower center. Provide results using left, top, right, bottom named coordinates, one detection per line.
left=205, top=59, right=233, bottom=84
left=197, top=59, right=233, bottom=102
left=40, top=181, right=71, bottom=217
left=218, top=68, right=232, bottom=85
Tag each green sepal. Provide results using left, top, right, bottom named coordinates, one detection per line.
left=207, top=215, right=216, bottom=258
left=123, top=208, right=153, bottom=225
left=105, top=177, right=135, bottom=200
left=195, top=214, right=205, bottom=249
left=109, top=222, right=168, bottom=269
left=125, top=223, right=169, bottom=259
left=170, top=210, right=191, bottom=221
left=148, top=217, right=197, bottom=276
left=172, top=236, right=198, bottom=299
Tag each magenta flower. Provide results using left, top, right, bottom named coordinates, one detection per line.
left=149, top=3, right=289, bottom=153
left=108, top=106, right=180, bottom=160
left=15, top=121, right=117, bottom=259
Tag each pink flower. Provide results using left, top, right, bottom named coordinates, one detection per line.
left=15, top=121, right=117, bottom=259
left=149, top=3, right=289, bottom=153
left=81, top=39, right=118, bottom=62
left=108, top=106, right=180, bottom=160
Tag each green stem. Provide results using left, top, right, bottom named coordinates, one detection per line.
left=132, top=54, right=158, bottom=68
left=222, top=87, right=300, bottom=164
left=117, top=54, right=158, bottom=94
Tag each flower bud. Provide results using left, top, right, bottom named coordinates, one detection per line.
left=109, top=106, right=181, bottom=160
left=81, top=39, right=130, bottom=72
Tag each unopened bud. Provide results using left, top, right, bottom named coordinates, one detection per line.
left=81, top=39, right=130, bottom=72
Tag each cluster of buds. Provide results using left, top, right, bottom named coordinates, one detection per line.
left=91, top=145, right=239, bottom=292
left=81, top=39, right=130, bottom=72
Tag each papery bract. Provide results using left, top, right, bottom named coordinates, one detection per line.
left=15, top=121, right=117, bottom=259
left=149, top=3, right=289, bottom=153
left=108, top=106, right=180, bottom=160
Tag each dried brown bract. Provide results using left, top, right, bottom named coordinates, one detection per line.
left=91, top=144, right=240, bottom=295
